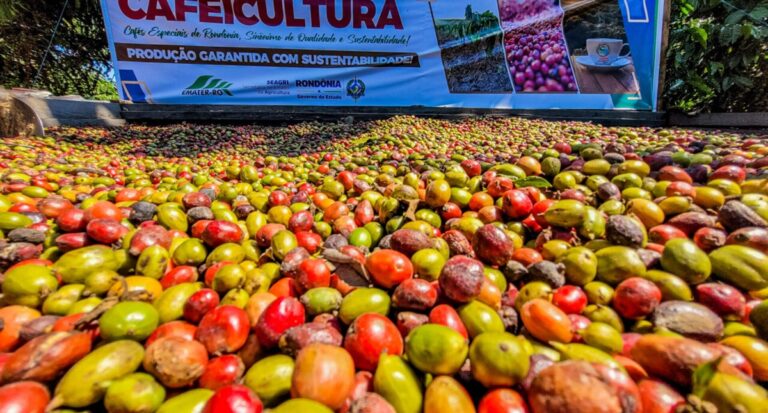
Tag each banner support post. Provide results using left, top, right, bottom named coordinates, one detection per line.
left=656, top=0, right=672, bottom=113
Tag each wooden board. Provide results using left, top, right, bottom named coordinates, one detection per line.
left=571, top=57, right=640, bottom=94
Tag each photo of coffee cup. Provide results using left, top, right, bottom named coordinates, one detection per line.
left=586, top=38, right=630, bottom=65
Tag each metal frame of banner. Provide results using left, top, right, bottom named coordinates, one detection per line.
left=656, top=0, right=673, bottom=112
left=120, top=103, right=667, bottom=126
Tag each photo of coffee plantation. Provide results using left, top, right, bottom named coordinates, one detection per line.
left=432, top=3, right=514, bottom=93
left=435, top=6, right=504, bottom=45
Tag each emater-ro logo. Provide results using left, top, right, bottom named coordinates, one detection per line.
left=183, top=75, right=234, bottom=96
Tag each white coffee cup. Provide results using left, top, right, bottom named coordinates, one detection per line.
left=586, top=38, right=630, bottom=65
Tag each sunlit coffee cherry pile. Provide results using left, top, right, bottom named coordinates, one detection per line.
left=0, top=116, right=767, bottom=413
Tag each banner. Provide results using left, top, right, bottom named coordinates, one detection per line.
left=100, top=0, right=666, bottom=110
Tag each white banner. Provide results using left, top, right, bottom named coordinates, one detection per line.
left=101, top=0, right=665, bottom=110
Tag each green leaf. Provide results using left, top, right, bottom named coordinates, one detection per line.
left=754, top=25, right=768, bottom=39
left=722, top=76, right=735, bottom=91
left=680, top=0, right=699, bottom=13
left=709, top=61, right=725, bottom=75
left=733, top=75, right=754, bottom=87
left=749, top=6, right=768, bottom=20
left=669, top=79, right=686, bottom=91
left=677, top=0, right=699, bottom=9
left=720, top=25, right=742, bottom=44
left=690, top=78, right=714, bottom=93
left=514, top=177, right=552, bottom=189
left=727, top=54, right=742, bottom=68
left=741, top=23, right=754, bottom=38
left=725, top=10, right=747, bottom=24
left=692, top=357, right=721, bottom=397
left=691, top=26, right=709, bottom=46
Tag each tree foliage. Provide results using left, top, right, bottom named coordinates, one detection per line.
left=664, top=0, right=768, bottom=112
left=0, top=0, right=117, bottom=99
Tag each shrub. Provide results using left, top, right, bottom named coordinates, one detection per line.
left=664, top=0, right=768, bottom=113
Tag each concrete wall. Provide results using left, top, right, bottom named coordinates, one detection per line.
left=12, top=91, right=125, bottom=129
